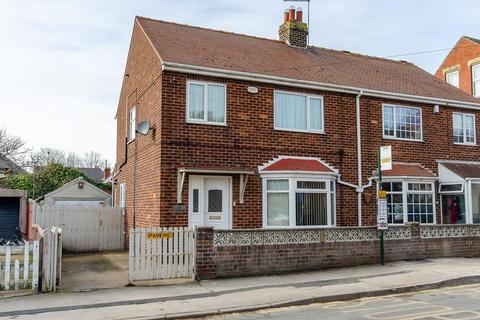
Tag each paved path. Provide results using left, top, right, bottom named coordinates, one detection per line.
left=2, top=258, right=480, bottom=319
left=212, top=284, right=480, bottom=319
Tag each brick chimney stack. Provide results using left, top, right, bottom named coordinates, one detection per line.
left=278, top=6, right=308, bottom=48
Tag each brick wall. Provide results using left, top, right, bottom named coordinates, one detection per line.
left=435, top=37, right=480, bottom=96
left=195, top=224, right=480, bottom=280
left=115, top=24, right=480, bottom=234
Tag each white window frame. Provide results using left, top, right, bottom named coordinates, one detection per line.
left=379, top=179, right=436, bottom=225
left=445, top=70, right=460, bottom=88
left=274, top=91, right=325, bottom=134
left=262, top=175, right=336, bottom=228
left=119, top=182, right=126, bottom=208
left=186, top=80, right=227, bottom=126
left=128, top=107, right=136, bottom=142
left=473, top=64, right=480, bottom=97
left=382, top=104, right=423, bottom=142
left=452, top=112, right=476, bottom=145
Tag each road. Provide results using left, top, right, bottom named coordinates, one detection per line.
left=209, top=284, right=480, bottom=320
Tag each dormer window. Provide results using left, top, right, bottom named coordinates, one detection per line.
left=445, top=70, right=460, bottom=88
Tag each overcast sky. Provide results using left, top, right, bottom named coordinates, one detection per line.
left=1, top=0, right=479, bottom=165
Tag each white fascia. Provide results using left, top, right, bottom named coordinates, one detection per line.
left=161, top=62, right=480, bottom=110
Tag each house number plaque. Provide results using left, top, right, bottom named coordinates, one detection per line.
left=146, top=232, right=174, bottom=239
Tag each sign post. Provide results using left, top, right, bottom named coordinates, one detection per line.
left=378, top=146, right=392, bottom=265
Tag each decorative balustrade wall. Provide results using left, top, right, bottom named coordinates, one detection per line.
left=195, top=223, right=480, bottom=280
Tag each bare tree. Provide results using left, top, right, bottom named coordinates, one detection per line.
left=83, top=151, right=103, bottom=168
left=65, top=152, right=83, bottom=167
left=30, top=148, right=66, bottom=167
left=0, top=128, right=30, bottom=167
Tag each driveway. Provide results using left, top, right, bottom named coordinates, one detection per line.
left=60, top=251, right=129, bottom=291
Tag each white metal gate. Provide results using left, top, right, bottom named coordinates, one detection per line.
left=32, top=203, right=124, bottom=252
left=129, top=227, right=195, bottom=281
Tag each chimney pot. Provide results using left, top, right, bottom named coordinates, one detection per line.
left=283, top=9, right=289, bottom=23
left=288, top=5, right=296, bottom=21
left=296, top=7, right=303, bottom=22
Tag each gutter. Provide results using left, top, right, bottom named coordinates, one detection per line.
left=162, top=62, right=480, bottom=109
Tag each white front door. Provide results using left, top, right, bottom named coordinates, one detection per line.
left=189, top=176, right=231, bottom=229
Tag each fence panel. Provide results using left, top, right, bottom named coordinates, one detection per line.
left=129, top=227, right=195, bottom=281
left=32, top=203, right=123, bottom=252
left=0, top=241, right=40, bottom=291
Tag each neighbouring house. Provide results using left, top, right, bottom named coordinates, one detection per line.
left=0, top=154, right=25, bottom=178
left=435, top=36, right=480, bottom=98
left=0, top=188, right=27, bottom=241
left=38, top=177, right=112, bottom=207
left=114, top=7, right=480, bottom=233
left=76, top=167, right=109, bottom=183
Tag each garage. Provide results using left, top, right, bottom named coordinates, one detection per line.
left=0, top=189, right=27, bottom=241
left=0, top=197, right=20, bottom=240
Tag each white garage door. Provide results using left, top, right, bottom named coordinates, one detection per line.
left=54, top=200, right=104, bottom=207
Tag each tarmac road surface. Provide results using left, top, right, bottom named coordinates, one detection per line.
left=210, top=284, right=480, bottom=320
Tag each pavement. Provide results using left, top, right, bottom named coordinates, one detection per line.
left=2, top=257, right=480, bottom=319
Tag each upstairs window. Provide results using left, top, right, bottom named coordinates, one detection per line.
left=274, top=91, right=324, bottom=133
left=453, top=113, right=476, bottom=145
left=445, top=70, right=460, bottom=88
left=128, top=107, right=136, bottom=142
left=383, top=104, right=422, bottom=141
left=187, top=81, right=226, bottom=125
left=473, top=64, right=480, bottom=97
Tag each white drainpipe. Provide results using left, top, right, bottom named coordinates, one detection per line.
left=356, top=90, right=364, bottom=226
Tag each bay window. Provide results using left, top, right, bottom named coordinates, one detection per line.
left=382, top=180, right=435, bottom=224
left=187, top=81, right=226, bottom=125
left=453, top=113, right=476, bottom=145
left=274, top=91, right=324, bottom=133
left=263, top=177, right=335, bottom=227
left=383, top=104, right=422, bottom=141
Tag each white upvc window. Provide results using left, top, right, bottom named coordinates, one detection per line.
left=381, top=180, right=435, bottom=225
left=274, top=91, right=324, bottom=134
left=453, top=112, right=476, bottom=145
left=382, top=104, right=422, bottom=141
left=446, top=70, right=460, bottom=88
left=473, top=64, right=480, bottom=97
left=263, top=177, right=335, bottom=228
left=119, top=182, right=126, bottom=208
left=186, top=81, right=226, bottom=125
left=128, top=107, right=136, bottom=142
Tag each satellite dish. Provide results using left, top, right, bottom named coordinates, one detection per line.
left=136, top=120, right=151, bottom=135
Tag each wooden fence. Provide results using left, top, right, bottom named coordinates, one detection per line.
left=0, top=241, right=40, bottom=291
left=0, top=226, right=62, bottom=292
left=32, top=203, right=123, bottom=252
left=129, top=227, right=195, bottom=281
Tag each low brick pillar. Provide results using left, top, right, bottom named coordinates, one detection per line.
left=195, top=227, right=215, bottom=280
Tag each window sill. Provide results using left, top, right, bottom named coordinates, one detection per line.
left=454, top=142, right=477, bottom=147
left=274, top=127, right=326, bottom=135
left=382, top=136, right=424, bottom=143
left=262, top=225, right=335, bottom=229
left=186, top=120, right=227, bottom=127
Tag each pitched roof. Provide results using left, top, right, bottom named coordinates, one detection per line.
left=136, top=16, right=480, bottom=105
left=260, top=157, right=336, bottom=173
left=440, top=162, right=480, bottom=179
left=76, top=167, right=104, bottom=182
left=464, top=36, right=480, bottom=45
left=380, top=163, right=435, bottom=178
left=0, top=155, right=25, bottom=174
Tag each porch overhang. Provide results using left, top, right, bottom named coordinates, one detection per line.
left=176, top=167, right=255, bottom=204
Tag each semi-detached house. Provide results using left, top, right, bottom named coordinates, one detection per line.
left=114, top=8, right=480, bottom=234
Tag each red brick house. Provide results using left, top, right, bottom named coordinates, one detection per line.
left=435, top=36, right=480, bottom=97
left=114, top=8, right=480, bottom=233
